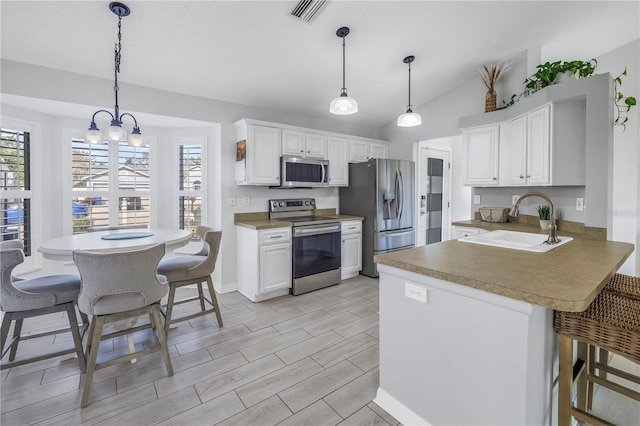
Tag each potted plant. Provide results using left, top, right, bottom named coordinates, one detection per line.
left=614, top=67, right=637, bottom=131
left=478, top=60, right=511, bottom=112
left=536, top=205, right=551, bottom=230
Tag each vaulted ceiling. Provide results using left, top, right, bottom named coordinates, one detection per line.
left=2, top=1, right=639, bottom=128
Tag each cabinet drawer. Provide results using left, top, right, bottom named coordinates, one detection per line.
left=341, top=221, right=362, bottom=235
left=259, top=228, right=292, bottom=245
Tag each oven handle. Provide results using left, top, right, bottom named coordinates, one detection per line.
left=294, top=224, right=341, bottom=237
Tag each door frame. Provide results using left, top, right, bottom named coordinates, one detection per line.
left=414, top=141, right=453, bottom=246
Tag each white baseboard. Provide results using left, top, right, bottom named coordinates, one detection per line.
left=217, top=281, right=237, bottom=294
left=373, top=387, right=430, bottom=426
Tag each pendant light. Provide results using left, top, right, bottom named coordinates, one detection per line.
left=397, top=55, right=422, bottom=127
left=84, top=2, right=143, bottom=147
left=329, top=27, right=358, bottom=115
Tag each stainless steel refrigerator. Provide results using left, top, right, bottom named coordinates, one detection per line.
left=339, top=159, right=415, bottom=277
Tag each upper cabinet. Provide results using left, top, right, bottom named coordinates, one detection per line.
left=235, top=120, right=281, bottom=186
left=282, top=130, right=327, bottom=159
left=235, top=118, right=390, bottom=187
left=349, top=138, right=390, bottom=163
left=463, top=125, right=499, bottom=186
left=462, top=100, right=585, bottom=187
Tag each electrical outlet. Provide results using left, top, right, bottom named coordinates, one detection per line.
left=512, top=195, right=520, bottom=205
left=576, top=198, right=584, bottom=212
left=473, top=195, right=481, bottom=205
left=405, top=282, right=427, bottom=303
left=243, top=196, right=251, bottom=206
left=229, top=197, right=236, bottom=207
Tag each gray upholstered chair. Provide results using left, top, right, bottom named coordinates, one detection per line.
left=73, top=243, right=173, bottom=408
left=1, top=241, right=87, bottom=371
left=157, top=227, right=222, bottom=335
left=87, top=224, right=148, bottom=232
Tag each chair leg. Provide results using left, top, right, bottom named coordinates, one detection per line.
left=65, top=302, right=87, bottom=373
left=587, top=344, right=596, bottom=409
left=127, top=334, right=137, bottom=364
left=164, top=284, right=177, bottom=337
left=576, top=341, right=588, bottom=411
left=558, top=333, right=573, bottom=426
left=9, top=318, right=23, bottom=361
left=82, top=315, right=104, bottom=408
left=197, top=282, right=206, bottom=311
left=206, top=276, right=223, bottom=327
left=150, top=305, right=173, bottom=377
left=0, top=313, right=13, bottom=359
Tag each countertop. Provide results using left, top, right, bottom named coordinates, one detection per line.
left=374, top=238, right=634, bottom=312
left=453, top=218, right=606, bottom=240
left=235, top=214, right=363, bottom=230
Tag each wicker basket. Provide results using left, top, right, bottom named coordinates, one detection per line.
left=604, top=273, right=640, bottom=299
left=479, top=207, right=510, bottom=223
left=554, top=291, right=640, bottom=364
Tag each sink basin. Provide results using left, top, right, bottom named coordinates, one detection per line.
left=458, top=230, right=573, bottom=252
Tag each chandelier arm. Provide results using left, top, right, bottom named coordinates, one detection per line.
left=91, top=109, right=116, bottom=124
left=119, top=112, right=139, bottom=129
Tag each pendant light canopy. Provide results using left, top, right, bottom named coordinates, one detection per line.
left=85, top=2, right=143, bottom=146
left=397, top=55, right=422, bottom=127
left=329, top=27, right=358, bottom=115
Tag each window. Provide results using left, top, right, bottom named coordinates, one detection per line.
left=71, top=139, right=151, bottom=233
left=177, top=140, right=204, bottom=235
left=1, top=128, right=32, bottom=255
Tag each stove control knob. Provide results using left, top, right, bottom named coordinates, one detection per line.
left=279, top=201, right=285, bottom=207
left=310, top=200, right=315, bottom=205
left=305, top=201, right=310, bottom=206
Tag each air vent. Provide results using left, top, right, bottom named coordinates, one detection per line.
left=290, top=0, right=329, bottom=23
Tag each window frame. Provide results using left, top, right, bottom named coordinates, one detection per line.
left=174, top=136, right=207, bottom=231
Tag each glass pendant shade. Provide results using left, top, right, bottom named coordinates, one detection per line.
left=397, top=110, right=422, bottom=127
left=128, top=129, right=144, bottom=146
left=84, top=128, right=103, bottom=144
left=104, top=124, right=127, bottom=142
left=330, top=94, right=358, bottom=115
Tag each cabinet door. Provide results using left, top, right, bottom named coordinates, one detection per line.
left=282, top=130, right=305, bottom=156
left=341, top=232, right=362, bottom=278
left=527, top=105, right=551, bottom=185
left=369, top=142, right=389, bottom=159
left=327, top=136, right=349, bottom=186
left=349, top=139, right=369, bottom=162
left=259, top=243, right=291, bottom=293
left=463, top=126, right=499, bottom=186
left=248, top=125, right=281, bottom=185
left=501, top=116, right=527, bottom=186
left=305, top=133, right=327, bottom=159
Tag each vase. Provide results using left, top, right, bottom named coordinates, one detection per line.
left=539, top=219, right=551, bottom=230
left=485, top=90, right=497, bottom=112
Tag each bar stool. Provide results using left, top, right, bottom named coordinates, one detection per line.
left=554, top=288, right=640, bottom=426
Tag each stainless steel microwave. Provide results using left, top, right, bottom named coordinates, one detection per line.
left=277, top=156, right=329, bottom=188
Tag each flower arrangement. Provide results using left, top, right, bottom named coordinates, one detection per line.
left=536, top=205, right=550, bottom=220
left=478, top=60, right=512, bottom=93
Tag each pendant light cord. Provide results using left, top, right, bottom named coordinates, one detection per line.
left=341, top=36, right=346, bottom=92
left=113, top=15, right=123, bottom=113
left=407, top=62, right=412, bottom=110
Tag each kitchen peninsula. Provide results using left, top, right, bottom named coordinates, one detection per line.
left=373, top=238, right=633, bottom=425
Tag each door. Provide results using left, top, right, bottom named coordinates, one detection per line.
left=376, top=159, right=415, bottom=232
left=526, top=105, right=551, bottom=185
left=259, top=243, right=291, bottom=293
left=462, top=126, right=499, bottom=186
left=418, top=147, right=451, bottom=245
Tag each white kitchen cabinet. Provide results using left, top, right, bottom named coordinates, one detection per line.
left=235, top=120, right=281, bottom=186
left=327, top=136, right=349, bottom=186
left=341, top=220, right=362, bottom=279
left=452, top=226, right=489, bottom=239
left=462, top=125, right=499, bottom=186
left=282, top=130, right=327, bottom=159
left=236, top=226, right=292, bottom=302
left=500, top=105, right=551, bottom=186
left=349, top=138, right=390, bottom=163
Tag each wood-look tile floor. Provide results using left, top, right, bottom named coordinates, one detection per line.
left=2, top=275, right=639, bottom=425
left=0, top=275, right=399, bottom=426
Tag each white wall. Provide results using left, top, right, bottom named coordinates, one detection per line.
left=1, top=60, right=374, bottom=290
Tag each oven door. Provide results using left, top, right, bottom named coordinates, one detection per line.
left=292, top=223, right=341, bottom=279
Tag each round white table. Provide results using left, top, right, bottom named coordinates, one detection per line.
left=37, top=228, right=192, bottom=261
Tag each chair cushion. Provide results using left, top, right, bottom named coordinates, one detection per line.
left=15, top=274, right=81, bottom=307
left=157, top=255, right=206, bottom=282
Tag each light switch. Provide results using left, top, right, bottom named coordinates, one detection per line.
left=473, top=195, right=481, bottom=205
left=243, top=197, right=251, bottom=206
left=229, top=197, right=236, bottom=207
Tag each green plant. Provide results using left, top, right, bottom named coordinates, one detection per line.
left=562, top=59, right=597, bottom=78
left=614, top=68, right=637, bottom=131
left=536, top=205, right=550, bottom=220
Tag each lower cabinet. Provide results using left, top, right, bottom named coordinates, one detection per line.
left=451, top=226, right=489, bottom=239
left=341, top=220, right=362, bottom=280
left=237, top=226, right=292, bottom=302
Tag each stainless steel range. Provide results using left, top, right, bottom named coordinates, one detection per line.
left=269, top=198, right=341, bottom=295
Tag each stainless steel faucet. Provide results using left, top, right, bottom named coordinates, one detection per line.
left=509, top=192, right=560, bottom=244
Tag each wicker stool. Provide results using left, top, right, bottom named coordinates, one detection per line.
left=554, top=290, right=640, bottom=426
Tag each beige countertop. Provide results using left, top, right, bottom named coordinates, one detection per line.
left=374, top=238, right=634, bottom=312
left=453, top=218, right=606, bottom=240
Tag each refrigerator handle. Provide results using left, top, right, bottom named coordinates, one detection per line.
left=397, top=167, right=404, bottom=221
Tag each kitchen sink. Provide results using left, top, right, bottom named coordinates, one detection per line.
left=458, top=230, right=573, bottom=252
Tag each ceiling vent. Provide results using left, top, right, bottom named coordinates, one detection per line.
left=290, top=0, right=329, bottom=24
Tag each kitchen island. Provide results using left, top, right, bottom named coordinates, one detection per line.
left=373, top=238, right=633, bottom=425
